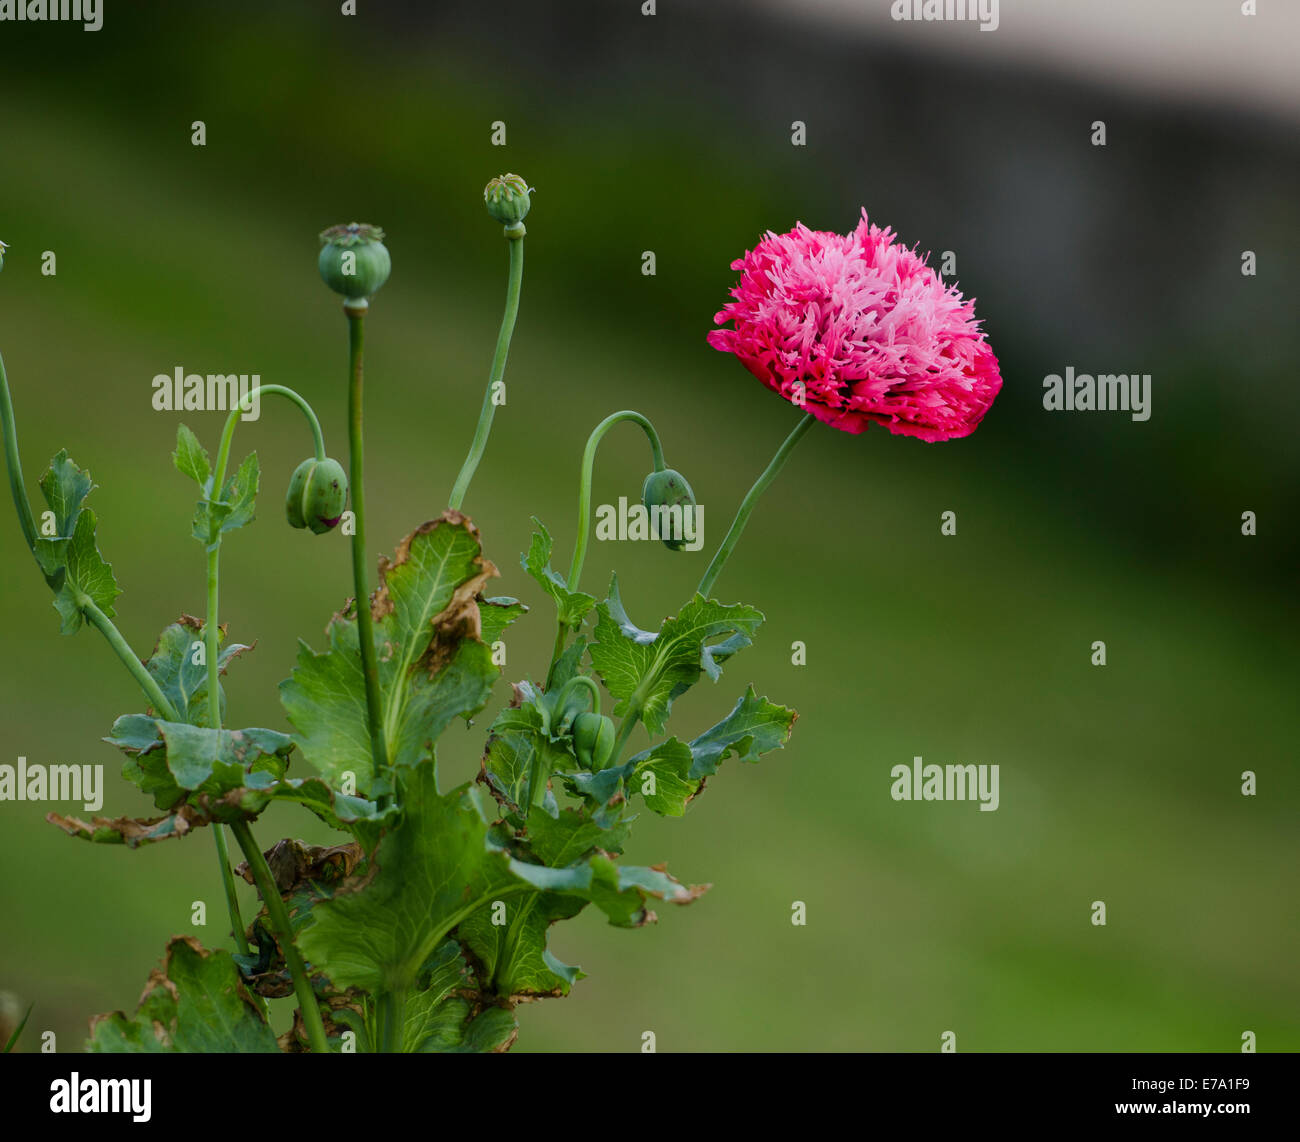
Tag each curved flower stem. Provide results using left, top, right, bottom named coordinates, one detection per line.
left=229, top=819, right=331, bottom=1054
left=696, top=412, right=816, bottom=599
left=344, top=303, right=390, bottom=805
left=206, top=383, right=327, bottom=951
left=448, top=235, right=525, bottom=511
left=545, top=411, right=665, bottom=688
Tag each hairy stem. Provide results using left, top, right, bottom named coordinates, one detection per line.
left=229, top=820, right=331, bottom=1054
left=448, top=235, right=525, bottom=511
left=696, top=412, right=816, bottom=599
left=345, top=304, right=390, bottom=804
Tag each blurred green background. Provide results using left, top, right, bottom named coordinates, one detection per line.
left=1, top=0, right=1296, bottom=1052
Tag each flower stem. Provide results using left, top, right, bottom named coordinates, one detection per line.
left=206, top=383, right=328, bottom=952
left=448, top=235, right=525, bottom=512
left=546, top=410, right=665, bottom=686
left=211, top=824, right=250, bottom=956
left=566, top=411, right=665, bottom=591
left=344, top=303, right=390, bottom=802
left=0, top=349, right=38, bottom=552
left=229, top=819, right=330, bottom=1054
left=696, top=412, right=816, bottom=599
left=78, top=600, right=180, bottom=722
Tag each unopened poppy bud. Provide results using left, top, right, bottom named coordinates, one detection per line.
left=286, top=457, right=348, bottom=534
left=641, top=467, right=697, bottom=551
left=484, top=174, right=531, bottom=234
left=573, top=712, right=616, bottom=771
left=318, top=223, right=391, bottom=299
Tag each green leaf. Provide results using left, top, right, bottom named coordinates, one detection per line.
left=522, top=518, right=595, bottom=628
left=107, top=717, right=292, bottom=797
left=480, top=689, right=570, bottom=813
left=192, top=451, right=259, bottom=546
left=410, top=999, right=517, bottom=1053
left=625, top=737, right=697, bottom=816
left=298, top=759, right=703, bottom=998
left=173, top=424, right=211, bottom=485
left=32, top=449, right=92, bottom=576
left=88, top=937, right=278, bottom=1052
left=280, top=513, right=501, bottom=796
left=458, top=808, right=619, bottom=998
left=403, top=940, right=474, bottom=1051
left=588, top=577, right=764, bottom=734
left=687, top=685, right=797, bottom=779
left=296, top=761, right=522, bottom=994
left=478, top=596, right=527, bottom=647
left=141, top=617, right=252, bottom=727
left=32, top=451, right=121, bottom=634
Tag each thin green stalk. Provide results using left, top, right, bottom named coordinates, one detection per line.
left=448, top=235, right=525, bottom=511
left=696, top=413, right=816, bottom=599
left=79, top=600, right=180, bottom=722
left=546, top=410, right=665, bottom=686
left=345, top=303, right=390, bottom=803
left=211, top=824, right=250, bottom=956
left=230, top=820, right=330, bottom=1054
left=0, top=349, right=38, bottom=551
left=567, top=411, right=665, bottom=591
left=207, top=383, right=326, bottom=952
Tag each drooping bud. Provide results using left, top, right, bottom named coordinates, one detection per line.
left=286, top=457, right=348, bottom=534
left=641, top=467, right=697, bottom=551
left=573, top=712, right=616, bottom=771
left=484, top=174, right=531, bottom=235
left=318, top=223, right=391, bottom=299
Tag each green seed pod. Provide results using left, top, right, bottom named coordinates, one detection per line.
left=286, top=457, right=348, bottom=534
left=573, top=712, right=616, bottom=771
left=484, top=174, right=531, bottom=229
left=318, top=222, right=391, bottom=299
left=641, top=467, right=697, bottom=551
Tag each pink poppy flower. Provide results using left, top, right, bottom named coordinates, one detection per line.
left=708, top=210, right=1002, bottom=442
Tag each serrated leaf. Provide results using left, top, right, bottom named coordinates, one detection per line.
left=522, top=519, right=595, bottom=628
left=31, top=452, right=121, bottom=634
left=106, top=717, right=292, bottom=795
left=192, top=451, right=259, bottom=545
left=142, top=616, right=252, bottom=727
left=298, top=759, right=703, bottom=998
left=173, top=424, right=211, bottom=486
left=88, top=937, right=278, bottom=1052
left=296, top=761, right=524, bottom=994
left=588, top=577, right=764, bottom=734
left=32, top=449, right=92, bottom=576
left=480, top=690, right=571, bottom=813
left=625, top=737, right=697, bottom=816
left=687, top=686, right=797, bottom=779
left=478, top=596, right=526, bottom=647
left=458, top=808, right=626, bottom=998
left=410, top=999, right=517, bottom=1053
left=280, top=512, right=501, bottom=796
